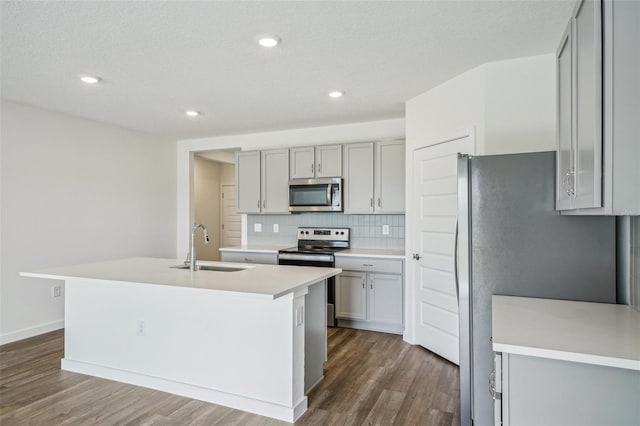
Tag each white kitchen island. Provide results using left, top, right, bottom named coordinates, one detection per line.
left=22, top=257, right=341, bottom=423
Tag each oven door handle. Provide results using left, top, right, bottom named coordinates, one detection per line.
left=278, top=253, right=334, bottom=263
left=326, top=184, right=332, bottom=206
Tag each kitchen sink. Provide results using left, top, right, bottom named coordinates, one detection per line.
left=169, top=264, right=248, bottom=272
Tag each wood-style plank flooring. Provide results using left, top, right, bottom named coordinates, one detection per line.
left=1, top=327, right=459, bottom=425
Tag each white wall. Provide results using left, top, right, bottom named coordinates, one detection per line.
left=0, top=101, right=177, bottom=344
left=484, top=54, right=556, bottom=154
left=176, top=118, right=405, bottom=254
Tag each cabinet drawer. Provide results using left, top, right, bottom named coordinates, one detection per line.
left=335, top=257, right=402, bottom=274
left=220, top=251, right=277, bottom=265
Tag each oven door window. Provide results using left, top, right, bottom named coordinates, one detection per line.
left=289, top=184, right=331, bottom=207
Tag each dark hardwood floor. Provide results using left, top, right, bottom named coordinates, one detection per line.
left=0, top=327, right=459, bottom=425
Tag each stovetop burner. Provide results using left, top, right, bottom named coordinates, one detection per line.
left=278, top=227, right=350, bottom=256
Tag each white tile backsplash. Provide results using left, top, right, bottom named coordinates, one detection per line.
left=247, top=213, right=405, bottom=250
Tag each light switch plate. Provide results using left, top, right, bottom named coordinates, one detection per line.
left=273, top=224, right=279, bottom=233
left=254, top=223, right=262, bottom=232
left=382, top=225, right=390, bottom=235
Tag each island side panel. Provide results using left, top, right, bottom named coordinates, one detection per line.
left=63, top=278, right=304, bottom=418
left=304, top=280, right=327, bottom=393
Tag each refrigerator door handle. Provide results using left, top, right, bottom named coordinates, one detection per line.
left=454, top=216, right=459, bottom=301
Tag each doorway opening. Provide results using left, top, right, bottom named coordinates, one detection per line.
left=193, top=150, right=240, bottom=261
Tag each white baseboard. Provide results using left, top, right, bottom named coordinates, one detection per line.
left=0, top=319, right=64, bottom=345
left=62, top=358, right=307, bottom=423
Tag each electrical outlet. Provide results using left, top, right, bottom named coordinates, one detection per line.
left=254, top=223, right=262, bottom=232
left=52, top=285, right=62, bottom=298
left=273, top=224, right=279, bottom=233
left=137, top=320, right=146, bottom=336
left=382, top=225, right=390, bottom=235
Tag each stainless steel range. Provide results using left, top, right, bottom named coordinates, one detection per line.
left=278, top=227, right=350, bottom=327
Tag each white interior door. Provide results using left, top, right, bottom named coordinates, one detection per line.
left=412, top=134, right=474, bottom=365
left=221, top=185, right=241, bottom=247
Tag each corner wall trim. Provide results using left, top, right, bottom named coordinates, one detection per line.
left=0, top=320, right=64, bottom=346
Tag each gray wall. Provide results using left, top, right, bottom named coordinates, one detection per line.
left=617, top=216, right=640, bottom=310
left=247, top=213, right=405, bottom=250
left=631, top=216, right=640, bottom=310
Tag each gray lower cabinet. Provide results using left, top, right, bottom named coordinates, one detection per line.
left=495, top=352, right=640, bottom=426
left=235, top=149, right=289, bottom=214
left=220, top=251, right=277, bottom=265
left=335, top=256, right=404, bottom=334
left=557, top=0, right=640, bottom=214
left=343, top=140, right=405, bottom=214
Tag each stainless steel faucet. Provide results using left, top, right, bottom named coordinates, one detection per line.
left=187, top=223, right=210, bottom=271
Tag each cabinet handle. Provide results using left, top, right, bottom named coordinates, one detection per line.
left=370, top=198, right=374, bottom=208
left=318, top=163, right=321, bottom=173
left=263, top=200, right=266, bottom=208
left=362, top=280, right=365, bottom=289
left=370, top=281, right=373, bottom=290
left=311, top=164, right=314, bottom=174
left=377, top=197, right=381, bottom=207
left=257, top=200, right=260, bottom=208
left=413, top=253, right=421, bottom=260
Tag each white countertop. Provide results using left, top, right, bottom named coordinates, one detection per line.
left=335, top=249, right=405, bottom=259
left=492, top=295, right=640, bottom=371
left=21, top=257, right=340, bottom=300
left=218, top=245, right=291, bottom=253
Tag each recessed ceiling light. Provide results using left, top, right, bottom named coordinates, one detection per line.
left=185, top=110, right=201, bottom=117
left=79, top=75, right=101, bottom=84
left=257, top=34, right=281, bottom=48
left=329, top=91, right=344, bottom=99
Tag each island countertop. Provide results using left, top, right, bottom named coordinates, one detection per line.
left=21, top=257, right=341, bottom=300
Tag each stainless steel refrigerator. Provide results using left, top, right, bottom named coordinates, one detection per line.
left=456, top=152, right=616, bottom=426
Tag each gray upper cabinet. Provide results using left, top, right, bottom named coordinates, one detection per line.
left=289, top=144, right=342, bottom=179
left=289, top=147, right=315, bottom=179
left=556, top=20, right=574, bottom=211
left=558, top=0, right=640, bottom=215
left=343, top=142, right=375, bottom=213
left=344, top=140, right=405, bottom=214
left=236, top=149, right=289, bottom=214
left=375, top=140, right=405, bottom=213
left=261, top=149, right=289, bottom=214
left=236, top=151, right=261, bottom=213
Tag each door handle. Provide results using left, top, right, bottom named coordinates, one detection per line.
left=454, top=216, right=459, bottom=301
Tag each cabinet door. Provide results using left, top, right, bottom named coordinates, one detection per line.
left=368, top=273, right=403, bottom=325
left=375, top=140, right=405, bottom=213
left=315, top=144, right=342, bottom=178
left=235, top=151, right=261, bottom=213
left=290, top=147, right=315, bottom=179
left=573, top=0, right=602, bottom=209
left=556, top=20, right=574, bottom=211
left=336, top=271, right=367, bottom=320
left=261, top=149, right=289, bottom=214
left=343, top=142, right=374, bottom=214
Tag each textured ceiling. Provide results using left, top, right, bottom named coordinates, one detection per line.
left=1, top=1, right=575, bottom=140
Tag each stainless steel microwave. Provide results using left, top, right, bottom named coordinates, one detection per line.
left=288, top=178, right=342, bottom=212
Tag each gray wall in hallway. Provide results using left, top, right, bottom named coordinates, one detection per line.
left=247, top=213, right=405, bottom=250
